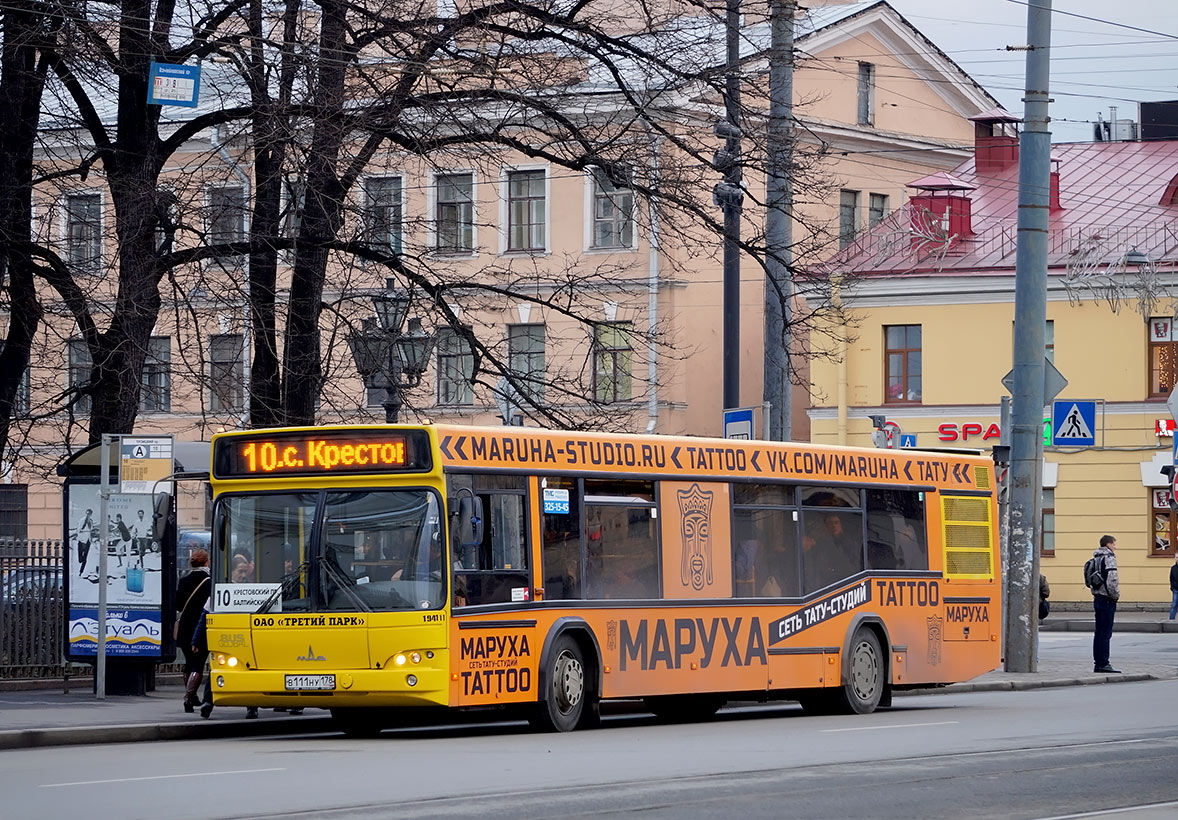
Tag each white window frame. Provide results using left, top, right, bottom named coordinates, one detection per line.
left=583, top=169, right=638, bottom=253
left=430, top=169, right=477, bottom=257
left=204, top=184, right=248, bottom=264
left=498, top=163, right=549, bottom=256
left=361, top=174, right=405, bottom=258
left=61, top=189, right=105, bottom=274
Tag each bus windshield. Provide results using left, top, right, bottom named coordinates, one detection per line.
left=215, top=489, right=445, bottom=613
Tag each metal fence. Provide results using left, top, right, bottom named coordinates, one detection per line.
left=0, top=539, right=68, bottom=679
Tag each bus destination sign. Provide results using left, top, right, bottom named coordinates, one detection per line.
left=213, top=429, right=432, bottom=479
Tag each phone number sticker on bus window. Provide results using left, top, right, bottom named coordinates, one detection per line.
left=542, top=487, right=570, bottom=514
left=213, top=428, right=432, bottom=478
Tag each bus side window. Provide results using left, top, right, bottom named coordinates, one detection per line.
left=448, top=473, right=529, bottom=607
left=866, top=489, right=928, bottom=571
left=542, top=477, right=582, bottom=600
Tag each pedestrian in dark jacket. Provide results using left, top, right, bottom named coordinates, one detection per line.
left=177, top=550, right=211, bottom=712
left=1091, top=535, right=1120, bottom=673
left=1169, top=552, right=1178, bottom=620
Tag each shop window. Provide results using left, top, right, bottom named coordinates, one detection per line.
left=1152, top=488, right=1175, bottom=557
left=1149, top=317, right=1178, bottom=397
left=1041, top=488, right=1055, bottom=557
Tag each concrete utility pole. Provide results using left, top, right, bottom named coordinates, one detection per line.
left=1007, top=0, right=1053, bottom=673
left=720, top=0, right=743, bottom=411
left=764, top=0, right=794, bottom=442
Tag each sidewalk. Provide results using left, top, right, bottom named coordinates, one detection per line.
left=2, top=610, right=1174, bottom=751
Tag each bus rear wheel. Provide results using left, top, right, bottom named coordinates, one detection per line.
left=644, top=694, right=724, bottom=723
left=834, top=627, right=885, bottom=715
left=531, top=635, right=589, bottom=732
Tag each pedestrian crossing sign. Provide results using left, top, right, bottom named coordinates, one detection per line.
left=1051, top=400, right=1096, bottom=447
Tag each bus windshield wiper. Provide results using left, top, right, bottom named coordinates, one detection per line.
left=255, top=561, right=310, bottom=614
left=321, top=554, right=372, bottom=612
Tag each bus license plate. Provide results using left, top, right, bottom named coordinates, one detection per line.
left=285, top=674, right=335, bottom=691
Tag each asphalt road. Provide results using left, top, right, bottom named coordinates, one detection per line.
left=5, top=677, right=1178, bottom=820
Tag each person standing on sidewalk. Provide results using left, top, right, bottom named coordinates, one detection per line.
left=1169, top=552, right=1178, bottom=620
left=177, top=549, right=211, bottom=712
left=1091, top=535, right=1121, bottom=673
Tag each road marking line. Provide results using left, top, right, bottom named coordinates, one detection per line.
left=821, top=720, right=959, bottom=733
left=40, top=767, right=284, bottom=788
left=1034, top=799, right=1178, bottom=819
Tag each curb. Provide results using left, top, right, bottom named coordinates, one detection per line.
left=937, top=672, right=1156, bottom=694
left=1040, top=620, right=1178, bottom=633
left=0, top=715, right=336, bottom=751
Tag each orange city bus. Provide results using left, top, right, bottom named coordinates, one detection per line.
left=204, top=424, right=1001, bottom=734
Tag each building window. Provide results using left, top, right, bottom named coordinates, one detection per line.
left=594, top=322, right=632, bottom=403
left=436, top=172, right=474, bottom=252
left=0, top=343, right=30, bottom=416
left=884, top=324, right=922, bottom=403
left=364, top=176, right=402, bottom=255
left=437, top=328, right=474, bottom=406
left=868, top=193, right=889, bottom=227
left=839, top=190, right=859, bottom=249
left=140, top=336, right=171, bottom=413
left=1152, top=489, right=1175, bottom=557
left=65, top=193, right=102, bottom=272
left=1149, top=317, right=1177, bottom=397
left=0, top=485, right=28, bottom=542
left=857, top=61, right=875, bottom=126
left=67, top=338, right=92, bottom=415
left=208, top=186, right=247, bottom=257
left=591, top=169, right=634, bottom=248
left=506, top=169, right=545, bottom=252
left=1041, top=488, right=1055, bottom=557
left=508, top=324, right=545, bottom=400
left=209, top=334, right=244, bottom=413
left=282, top=176, right=305, bottom=242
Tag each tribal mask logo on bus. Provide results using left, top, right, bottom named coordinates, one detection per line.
left=678, top=484, right=714, bottom=591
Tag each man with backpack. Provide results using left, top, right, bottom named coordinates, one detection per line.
left=1086, top=535, right=1120, bottom=673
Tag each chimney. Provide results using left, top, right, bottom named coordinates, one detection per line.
left=1050, top=156, right=1063, bottom=211
left=907, top=172, right=975, bottom=243
left=969, top=108, right=1022, bottom=173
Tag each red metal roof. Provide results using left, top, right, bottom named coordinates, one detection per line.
left=826, top=139, right=1178, bottom=276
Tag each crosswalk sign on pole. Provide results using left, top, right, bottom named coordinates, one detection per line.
left=1051, top=400, right=1096, bottom=447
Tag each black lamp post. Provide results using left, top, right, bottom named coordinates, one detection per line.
left=348, top=281, right=435, bottom=423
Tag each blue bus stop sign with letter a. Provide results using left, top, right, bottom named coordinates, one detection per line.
left=1052, top=400, right=1096, bottom=447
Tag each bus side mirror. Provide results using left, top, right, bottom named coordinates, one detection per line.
left=450, top=496, right=484, bottom=548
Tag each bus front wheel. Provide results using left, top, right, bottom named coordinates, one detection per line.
left=834, top=627, right=885, bottom=714
left=531, top=635, right=588, bottom=732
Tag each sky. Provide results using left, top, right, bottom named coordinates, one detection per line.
left=882, top=0, right=1178, bottom=143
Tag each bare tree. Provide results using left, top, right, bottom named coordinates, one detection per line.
left=2, top=0, right=848, bottom=461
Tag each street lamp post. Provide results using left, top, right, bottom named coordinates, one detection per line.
left=348, top=280, right=435, bottom=423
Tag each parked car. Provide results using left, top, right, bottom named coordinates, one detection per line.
left=1, top=566, right=63, bottom=606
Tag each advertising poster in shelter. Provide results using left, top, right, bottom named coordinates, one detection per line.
left=65, top=485, right=163, bottom=657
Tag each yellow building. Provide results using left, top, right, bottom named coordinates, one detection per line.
left=809, top=109, right=1178, bottom=605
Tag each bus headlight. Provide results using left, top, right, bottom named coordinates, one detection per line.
left=394, top=653, right=406, bottom=666
left=410, top=652, right=422, bottom=664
